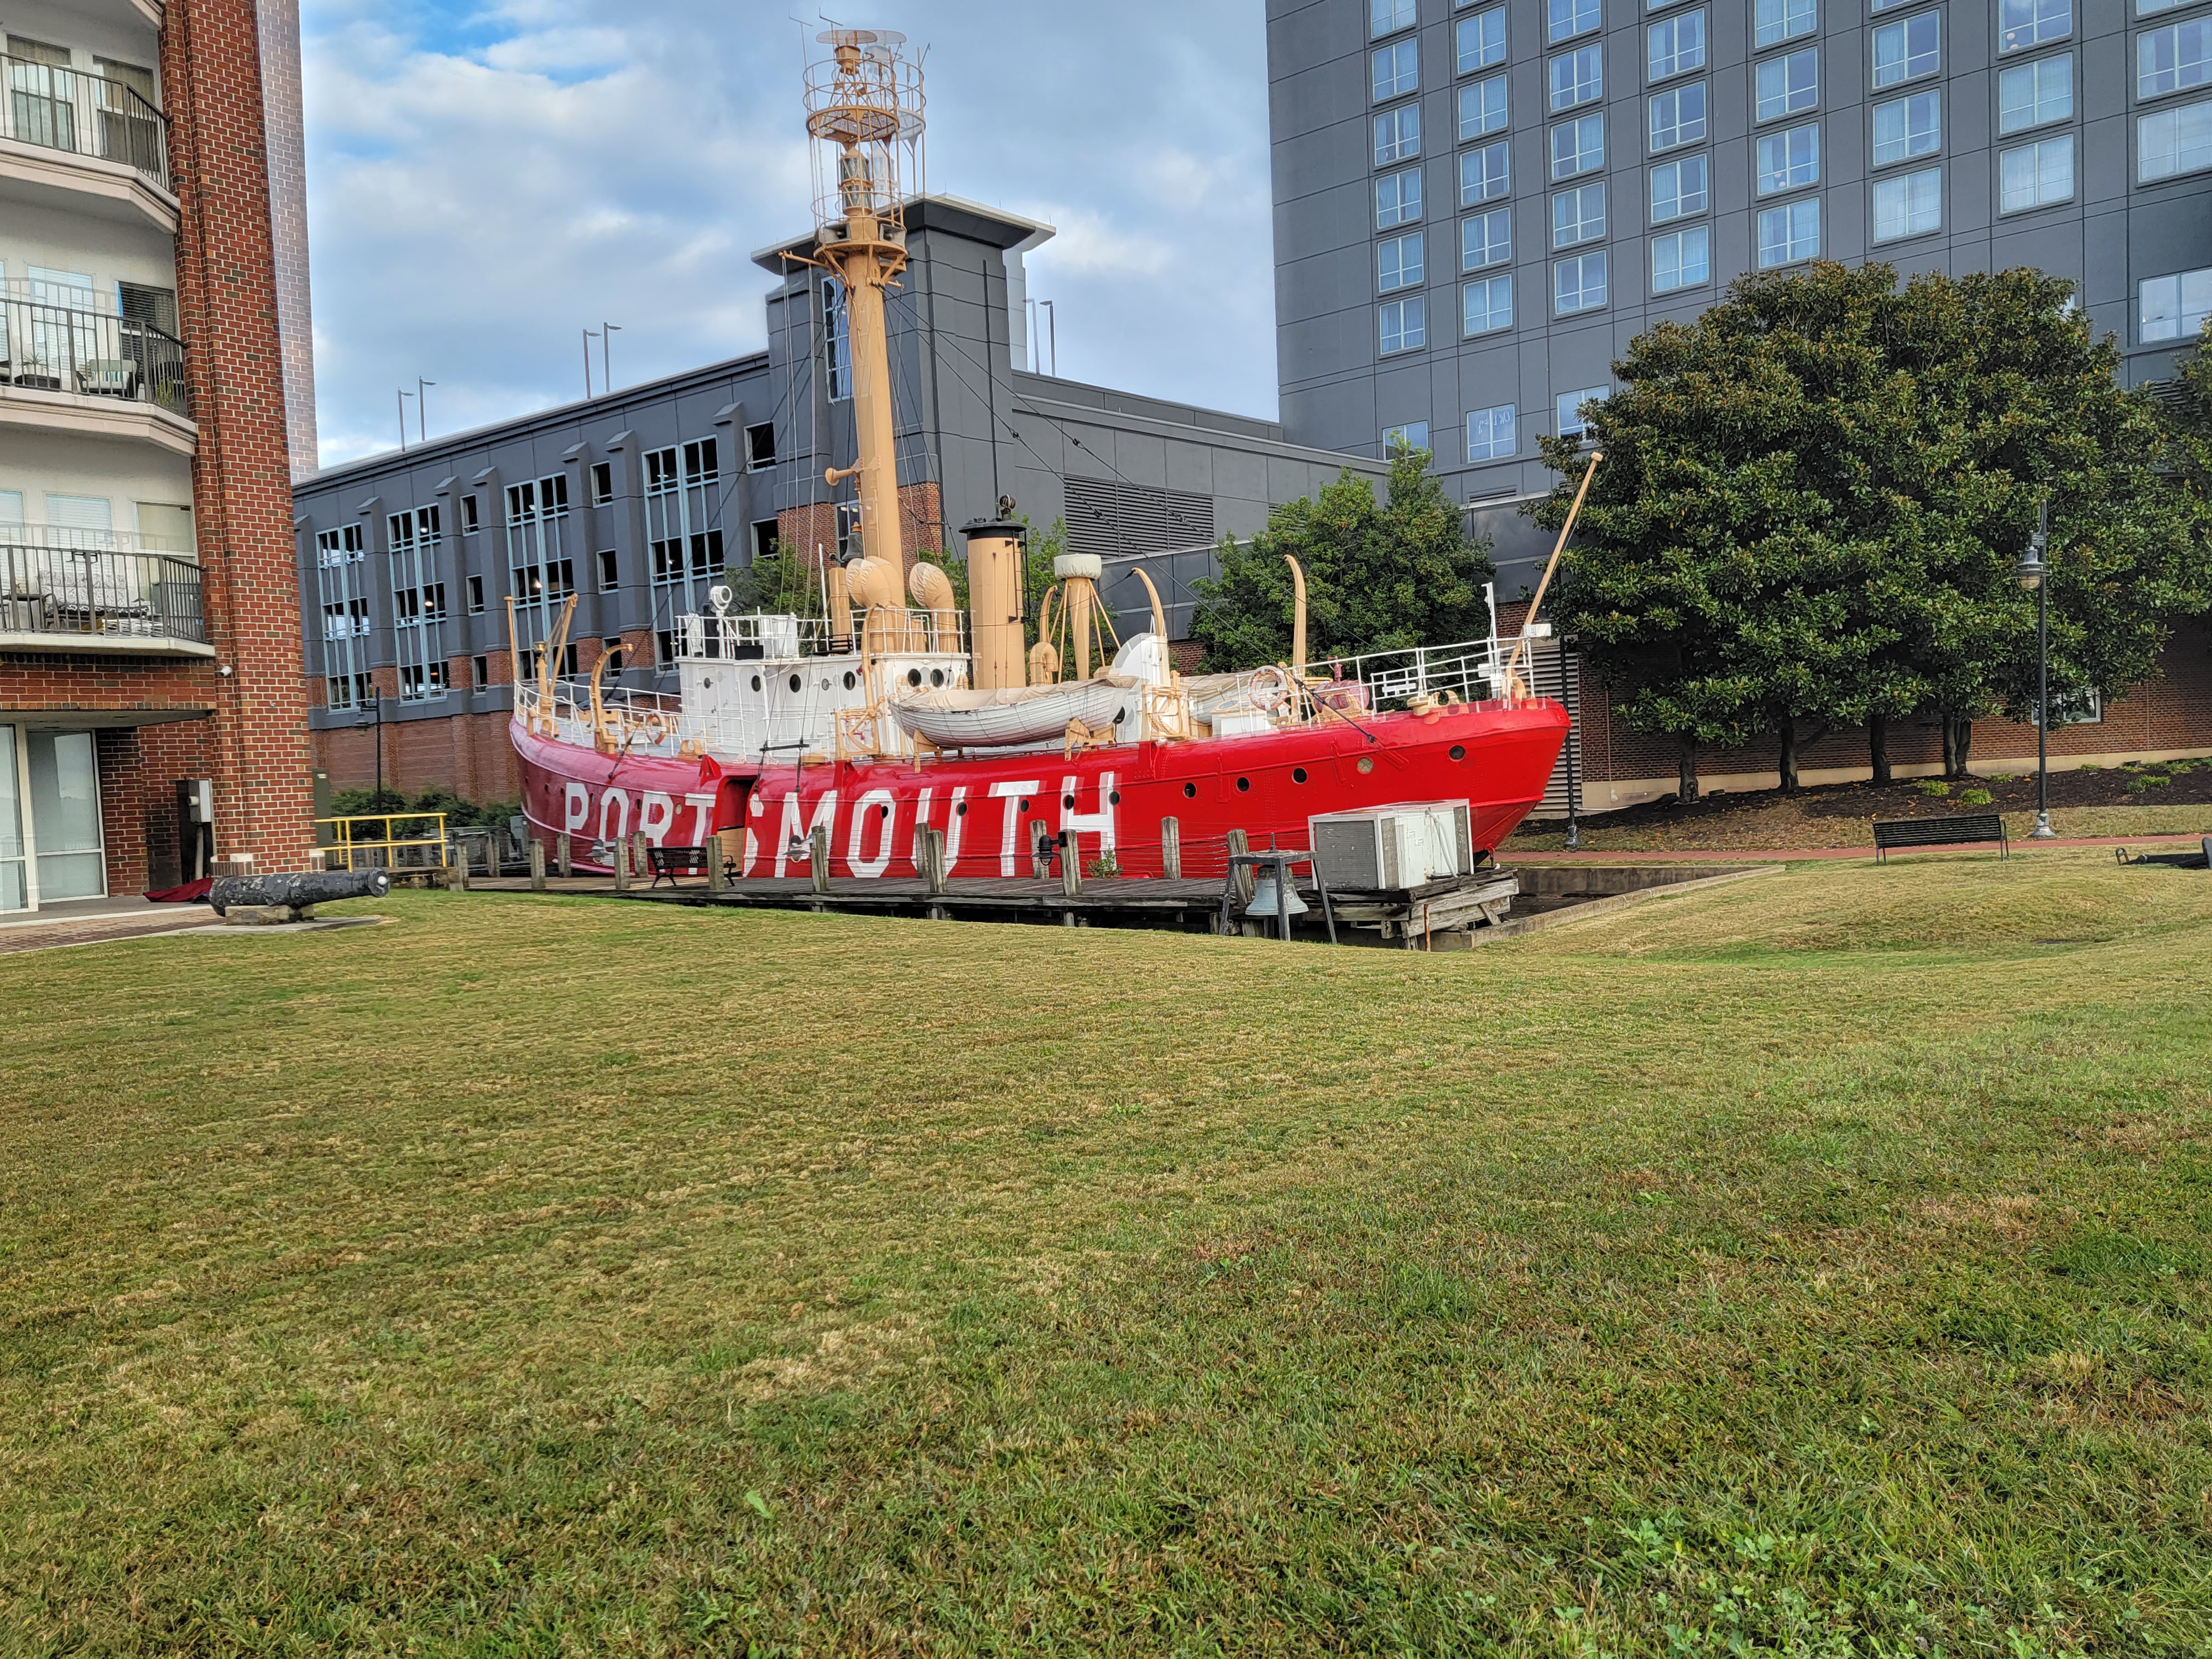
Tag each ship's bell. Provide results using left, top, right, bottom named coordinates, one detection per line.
left=1246, top=873, right=1309, bottom=919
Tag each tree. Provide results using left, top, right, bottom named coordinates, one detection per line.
left=1190, top=446, right=1495, bottom=671
left=1532, top=262, right=2208, bottom=795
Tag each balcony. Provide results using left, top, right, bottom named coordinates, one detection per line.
left=0, top=289, right=194, bottom=454
left=0, top=55, right=176, bottom=230
left=0, top=529, right=211, bottom=656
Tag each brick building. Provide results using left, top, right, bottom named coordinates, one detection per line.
left=1, top=0, right=315, bottom=912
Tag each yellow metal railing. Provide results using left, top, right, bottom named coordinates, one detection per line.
left=315, top=813, right=450, bottom=872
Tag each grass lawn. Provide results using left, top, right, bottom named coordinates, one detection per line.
left=4, top=857, right=2210, bottom=1656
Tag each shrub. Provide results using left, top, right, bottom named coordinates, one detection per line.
left=1914, top=780, right=1950, bottom=797
left=1087, top=853, right=1122, bottom=880
left=2077, top=761, right=2103, bottom=773
left=1959, top=787, right=1994, bottom=806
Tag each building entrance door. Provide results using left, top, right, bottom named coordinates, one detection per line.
left=27, top=731, right=105, bottom=901
left=0, top=728, right=25, bottom=911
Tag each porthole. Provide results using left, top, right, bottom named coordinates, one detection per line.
left=750, top=674, right=763, bottom=692
left=956, top=801, right=968, bottom=816
left=843, top=671, right=858, bottom=691
left=907, top=669, right=923, bottom=687
left=819, top=677, right=831, bottom=691
left=1292, top=766, right=1308, bottom=784
left=1235, top=776, right=1250, bottom=792
left=879, top=804, right=891, bottom=820
left=1449, top=744, right=1466, bottom=761
left=1109, top=790, right=1121, bottom=805
left=1182, top=781, right=1197, bottom=799
left=930, top=669, right=945, bottom=687
left=1063, top=792, right=1075, bottom=808
left=1357, top=756, right=1374, bottom=774
left=1018, top=797, right=1030, bottom=811
left=789, top=674, right=802, bottom=693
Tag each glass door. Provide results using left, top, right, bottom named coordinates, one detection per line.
left=28, top=731, right=104, bottom=901
left=0, top=727, right=25, bottom=911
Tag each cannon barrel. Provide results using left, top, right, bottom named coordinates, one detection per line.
left=210, top=869, right=390, bottom=915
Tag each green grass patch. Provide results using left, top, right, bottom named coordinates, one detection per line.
left=3, top=859, right=2210, bottom=1655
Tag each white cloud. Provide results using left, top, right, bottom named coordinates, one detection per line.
left=299, top=1, right=1274, bottom=468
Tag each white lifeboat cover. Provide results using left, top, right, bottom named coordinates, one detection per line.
left=890, top=676, right=1133, bottom=748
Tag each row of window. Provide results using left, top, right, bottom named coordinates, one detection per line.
left=1378, top=0, right=2195, bottom=48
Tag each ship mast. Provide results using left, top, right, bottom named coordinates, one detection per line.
left=805, top=29, right=925, bottom=577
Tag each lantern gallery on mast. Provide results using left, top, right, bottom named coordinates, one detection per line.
left=290, top=27, right=2212, bottom=820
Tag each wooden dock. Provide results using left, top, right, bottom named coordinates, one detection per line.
left=465, top=867, right=1527, bottom=946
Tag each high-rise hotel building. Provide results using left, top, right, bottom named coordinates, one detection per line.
left=1267, top=0, right=2212, bottom=569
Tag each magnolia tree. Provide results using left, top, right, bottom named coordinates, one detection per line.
left=1532, top=262, right=2209, bottom=795
left=1192, top=447, right=1495, bottom=671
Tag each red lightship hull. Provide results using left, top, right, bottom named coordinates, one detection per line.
left=512, top=698, right=1569, bottom=881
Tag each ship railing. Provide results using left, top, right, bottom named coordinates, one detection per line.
left=676, top=607, right=966, bottom=662
left=518, top=676, right=687, bottom=749
left=1302, top=637, right=1535, bottom=706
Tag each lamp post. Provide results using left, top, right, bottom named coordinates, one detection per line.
left=361, top=691, right=384, bottom=807
left=2015, top=501, right=2056, bottom=839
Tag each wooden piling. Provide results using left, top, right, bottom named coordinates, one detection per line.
left=810, top=826, right=831, bottom=896
left=529, top=839, right=547, bottom=893
left=1160, top=816, right=1181, bottom=881
left=557, top=834, right=572, bottom=878
left=612, top=836, right=630, bottom=892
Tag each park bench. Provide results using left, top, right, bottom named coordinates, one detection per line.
left=646, top=844, right=711, bottom=886
left=1871, top=812, right=2008, bottom=863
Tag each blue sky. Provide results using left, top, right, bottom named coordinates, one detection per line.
left=298, top=2, right=1276, bottom=467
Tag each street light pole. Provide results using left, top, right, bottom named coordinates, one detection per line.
left=2016, top=499, right=2056, bottom=839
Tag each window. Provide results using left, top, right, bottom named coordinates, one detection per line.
left=1756, top=0, right=1816, bottom=48
left=1873, top=165, right=1943, bottom=239
left=1756, top=49, right=1819, bottom=119
left=1373, top=0, right=1416, bottom=34
left=1457, top=6, right=1506, bottom=72
left=1651, top=154, right=1709, bottom=220
left=1557, top=385, right=1606, bottom=440
left=399, top=660, right=450, bottom=702
left=2140, top=19, right=2212, bottom=99
left=2000, top=56, right=2072, bottom=132
left=1380, top=295, right=1427, bottom=353
left=1464, top=273, right=1515, bottom=333
left=746, top=422, right=776, bottom=469
left=753, top=520, right=779, bottom=561
left=1379, top=230, right=1426, bottom=292
left=1384, top=421, right=1432, bottom=456
left=1652, top=226, right=1710, bottom=292
left=387, top=505, right=446, bottom=704
left=1463, top=206, right=1513, bottom=268
left=1552, top=181, right=1607, bottom=246
left=2141, top=0, right=2197, bottom=13
left=822, top=277, right=850, bottom=401
left=1459, top=74, right=1508, bottom=139
left=1872, top=91, right=1942, bottom=164
left=2140, top=266, right=2212, bottom=340
left=1650, top=11, right=1707, bottom=79
left=590, top=462, right=613, bottom=504
left=1375, top=103, right=1422, bottom=163
left=467, top=573, right=485, bottom=613
left=1552, top=113, right=1605, bottom=178
left=1460, top=139, right=1511, bottom=202
left=471, top=655, right=489, bottom=691
left=1551, top=45, right=1603, bottom=109
left=1757, top=123, right=1821, bottom=192
left=1373, top=39, right=1420, bottom=100
left=2000, top=134, right=2075, bottom=210
left=1550, top=0, right=1600, bottom=41
left=644, top=439, right=724, bottom=603
left=1757, top=196, right=1821, bottom=265
left=2000, top=0, right=2069, bottom=53
left=117, top=280, right=178, bottom=337
left=2140, top=99, right=2212, bottom=179
left=1377, top=165, right=1424, bottom=227
left=460, top=495, right=479, bottom=535
left=1650, top=82, right=1708, bottom=149
left=597, top=549, right=619, bottom=591
left=326, top=672, right=373, bottom=710
left=1871, top=13, right=1940, bottom=87
left=1467, top=403, right=1517, bottom=460
left=1554, top=251, right=1608, bottom=313
left=315, top=524, right=364, bottom=569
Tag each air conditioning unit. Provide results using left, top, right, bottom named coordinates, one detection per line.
left=1308, top=801, right=1475, bottom=891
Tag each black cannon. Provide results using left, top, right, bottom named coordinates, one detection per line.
left=209, top=868, right=391, bottom=918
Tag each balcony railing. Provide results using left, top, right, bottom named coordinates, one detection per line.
left=0, top=534, right=205, bottom=646
left=0, top=292, right=187, bottom=416
left=1, top=55, right=169, bottom=192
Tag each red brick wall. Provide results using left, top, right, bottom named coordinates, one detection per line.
left=777, top=481, right=947, bottom=573
left=159, top=0, right=315, bottom=868
left=312, top=709, right=521, bottom=804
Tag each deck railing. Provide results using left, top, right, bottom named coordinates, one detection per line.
left=0, top=539, right=204, bottom=645
left=1, top=55, right=169, bottom=191
left=0, top=294, right=188, bottom=416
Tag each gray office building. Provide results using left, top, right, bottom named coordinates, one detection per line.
left=1267, top=0, right=2212, bottom=564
